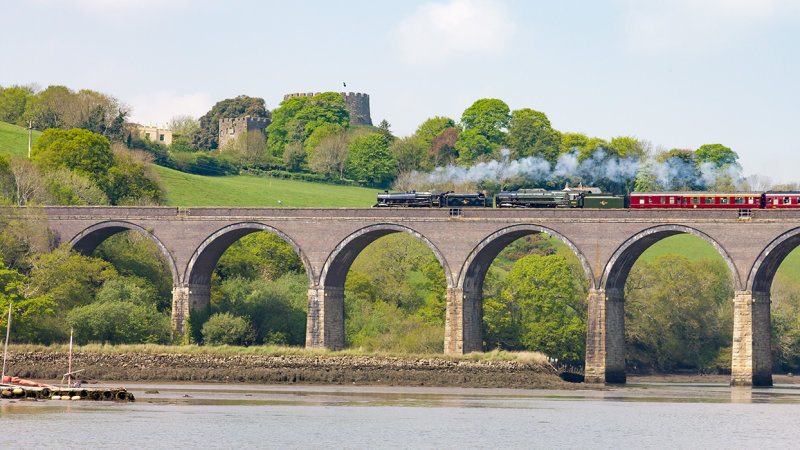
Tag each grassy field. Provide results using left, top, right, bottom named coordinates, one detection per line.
left=154, top=165, right=377, bottom=207
left=0, top=121, right=41, bottom=157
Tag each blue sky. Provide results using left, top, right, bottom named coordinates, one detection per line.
left=2, top=0, right=800, bottom=182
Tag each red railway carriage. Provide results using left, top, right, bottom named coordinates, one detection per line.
left=630, top=192, right=763, bottom=209
left=763, top=191, right=800, bottom=209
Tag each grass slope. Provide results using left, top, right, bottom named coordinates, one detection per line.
left=0, top=121, right=41, bottom=157
left=154, top=165, right=377, bottom=207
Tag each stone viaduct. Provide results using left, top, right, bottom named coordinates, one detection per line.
left=23, top=206, right=800, bottom=387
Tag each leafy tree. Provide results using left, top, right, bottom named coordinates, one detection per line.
left=347, top=133, right=397, bottom=186
left=282, top=141, right=306, bottom=171
left=390, top=135, right=429, bottom=173
left=610, top=136, right=647, bottom=160
left=103, top=153, right=162, bottom=205
left=309, top=132, right=349, bottom=180
left=65, top=279, right=170, bottom=346
left=560, top=132, right=589, bottom=155
left=214, top=232, right=304, bottom=282
left=32, top=128, right=114, bottom=184
left=415, top=116, right=457, bottom=145
left=266, top=93, right=349, bottom=158
left=455, top=99, right=510, bottom=163
left=23, top=85, right=73, bottom=130
left=225, top=130, right=269, bottom=168
left=695, top=143, right=739, bottom=167
left=429, top=127, right=460, bottom=166
left=0, top=259, right=56, bottom=342
left=46, top=168, right=109, bottom=205
left=625, top=255, right=732, bottom=371
left=28, top=245, right=117, bottom=310
left=190, top=95, right=269, bottom=150
left=304, top=123, right=346, bottom=158
left=0, top=155, right=14, bottom=202
left=202, top=312, right=256, bottom=345
left=506, top=108, right=561, bottom=164
left=633, top=161, right=659, bottom=192
left=0, top=86, right=33, bottom=125
left=485, top=254, right=586, bottom=363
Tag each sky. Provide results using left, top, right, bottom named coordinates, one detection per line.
left=2, top=0, right=800, bottom=183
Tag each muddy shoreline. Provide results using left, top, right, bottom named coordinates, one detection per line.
left=5, top=351, right=574, bottom=389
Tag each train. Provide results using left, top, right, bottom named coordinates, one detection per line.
left=375, top=187, right=800, bottom=210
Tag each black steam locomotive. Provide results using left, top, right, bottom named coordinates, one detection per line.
left=374, top=188, right=624, bottom=209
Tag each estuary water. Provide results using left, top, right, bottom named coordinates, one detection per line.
left=2, top=382, right=800, bottom=449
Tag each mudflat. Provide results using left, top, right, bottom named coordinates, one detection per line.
left=5, top=351, right=573, bottom=389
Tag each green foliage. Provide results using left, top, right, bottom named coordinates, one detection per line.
left=171, top=151, right=238, bottom=176
left=202, top=312, right=256, bottom=346
left=190, top=95, right=268, bottom=150
left=103, top=153, right=162, bottom=205
left=695, top=143, right=738, bottom=167
left=45, top=168, right=109, bottom=205
left=0, top=86, right=33, bottom=125
left=214, top=232, right=304, bottom=282
left=610, top=136, right=647, bottom=160
left=32, top=128, right=114, bottom=183
left=266, top=93, right=349, bottom=157
left=390, top=135, right=429, bottom=173
left=456, top=99, right=510, bottom=163
left=506, top=109, right=561, bottom=163
left=28, top=244, right=117, bottom=310
left=625, top=254, right=733, bottom=372
left=347, top=133, right=397, bottom=186
left=415, top=116, right=457, bottom=145
left=0, top=259, right=56, bottom=342
left=303, top=123, right=345, bottom=157
left=64, top=277, right=170, bottom=346
left=93, top=231, right=173, bottom=311
left=485, top=254, right=586, bottom=363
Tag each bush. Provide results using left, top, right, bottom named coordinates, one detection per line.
left=67, top=300, right=171, bottom=344
left=202, top=312, right=255, bottom=346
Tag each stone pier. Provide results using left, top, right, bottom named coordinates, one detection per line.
left=306, top=287, right=345, bottom=350
left=585, top=288, right=626, bottom=384
left=444, top=287, right=483, bottom=354
left=731, top=291, right=773, bottom=386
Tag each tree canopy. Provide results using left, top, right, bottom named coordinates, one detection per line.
left=190, top=95, right=269, bottom=150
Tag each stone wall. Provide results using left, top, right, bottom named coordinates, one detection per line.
left=218, top=116, right=271, bottom=149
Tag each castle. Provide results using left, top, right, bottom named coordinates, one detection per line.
left=218, top=116, right=271, bottom=149
left=218, top=92, right=372, bottom=149
left=282, top=92, right=372, bottom=126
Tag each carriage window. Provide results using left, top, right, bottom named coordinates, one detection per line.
left=691, top=197, right=700, bottom=204
left=669, top=197, right=675, bottom=205
left=784, top=197, right=791, bottom=204
left=639, top=198, right=645, bottom=204
left=705, top=197, right=714, bottom=204
left=774, top=198, right=780, bottom=205
left=734, top=197, right=744, bottom=204
left=720, top=197, right=728, bottom=204
left=748, top=197, right=754, bottom=204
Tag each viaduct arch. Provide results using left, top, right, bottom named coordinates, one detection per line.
left=30, top=205, right=800, bottom=387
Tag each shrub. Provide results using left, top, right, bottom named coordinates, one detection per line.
left=201, top=312, right=255, bottom=346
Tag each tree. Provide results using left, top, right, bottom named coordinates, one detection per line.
left=282, top=141, right=306, bottom=172
left=695, top=143, right=739, bottom=167
left=347, top=133, right=397, bottom=186
left=456, top=99, right=510, bottom=163
left=0, top=259, right=56, bottom=341
left=0, top=155, right=16, bottom=203
left=102, top=153, right=162, bottom=205
left=304, top=123, right=345, bottom=158
left=201, top=312, right=255, bottom=345
left=46, top=168, right=109, bottom=205
left=0, top=86, right=33, bottom=125
left=415, top=116, right=457, bottom=145
left=32, top=128, right=114, bottom=184
left=215, top=232, right=304, bottom=282
left=390, top=135, right=428, bottom=173
left=226, top=130, right=269, bottom=167
left=23, top=85, right=73, bottom=130
left=7, top=158, right=49, bottom=205
left=610, top=136, right=648, bottom=160
left=28, top=245, right=117, bottom=310
left=266, top=93, right=350, bottom=158
left=485, top=254, right=586, bottom=363
left=309, top=133, right=349, bottom=180
left=506, top=109, right=561, bottom=163
left=429, top=127, right=460, bottom=166
left=190, top=95, right=269, bottom=150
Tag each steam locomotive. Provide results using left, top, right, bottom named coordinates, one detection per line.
left=375, top=188, right=800, bottom=210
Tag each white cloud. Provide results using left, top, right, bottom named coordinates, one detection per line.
left=393, top=0, right=516, bottom=65
left=619, top=0, right=799, bottom=53
left=127, top=91, right=212, bottom=127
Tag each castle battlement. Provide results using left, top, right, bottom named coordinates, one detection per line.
left=218, top=115, right=271, bottom=149
left=220, top=116, right=270, bottom=124
left=282, top=91, right=372, bottom=126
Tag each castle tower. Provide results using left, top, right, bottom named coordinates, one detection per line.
left=282, top=92, right=372, bottom=126
left=218, top=116, right=271, bottom=149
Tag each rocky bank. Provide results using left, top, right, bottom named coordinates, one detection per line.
left=5, top=351, right=571, bottom=389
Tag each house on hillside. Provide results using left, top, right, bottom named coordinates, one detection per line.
left=130, top=123, right=173, bottom=146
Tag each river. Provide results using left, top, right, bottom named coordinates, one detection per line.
left=2, top=382, right=799, bottom=448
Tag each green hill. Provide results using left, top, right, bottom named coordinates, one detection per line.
left=0, top=121, right=41, bottom=157
left=154, top=165, right=377, bottom=208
